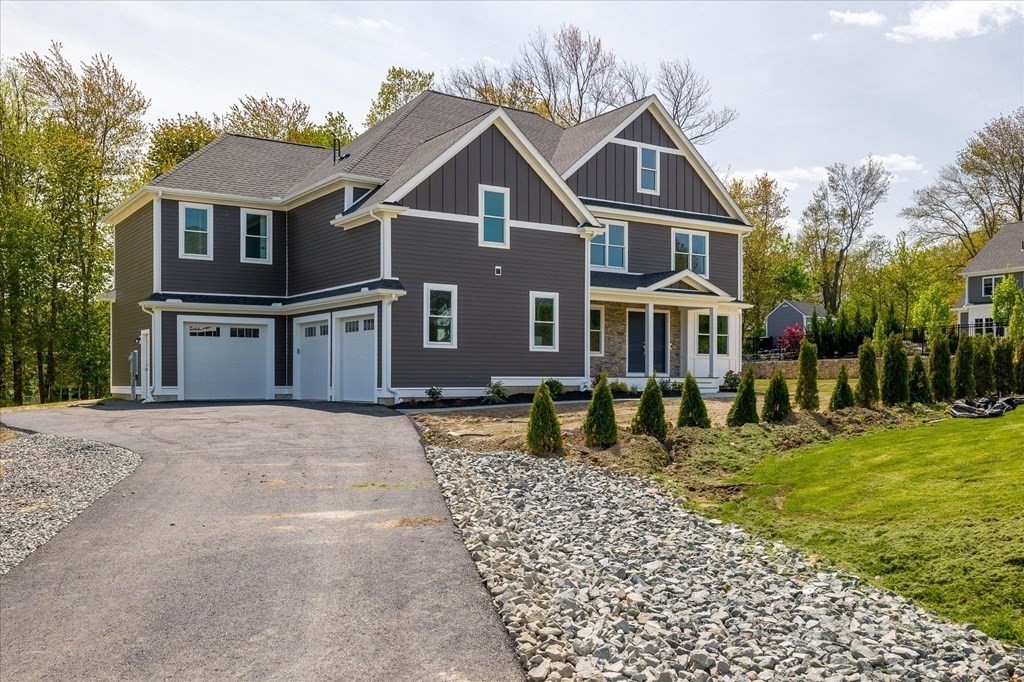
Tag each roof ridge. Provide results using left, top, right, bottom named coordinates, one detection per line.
left=423, top=89, right=565, bottom=126
left=563, top=95, right=652, bottom=131
left=221, top=132, right=331, bottom=149
left=418, top=111, right=492, bottom=144
left=345, top=91, right=432, bottom=172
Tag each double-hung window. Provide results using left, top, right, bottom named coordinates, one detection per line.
left=423, top=284, right=457, bottom=348
left=717, top=315, right=729, bottom=355
left=590, top=307, right=604, bottom=356
left=673, top=229, right=708, bottom=276
left=638, top=146, right=659, bottom=194
left=698, top=314, right=729, bottom=354
left=530, top=292, right=558, bottom=352
left=179, top=202, right=213, bottom=260
left=241, top=209, right=272, bottom=264
left=982, top=275, right=1004, bottom=298
left=591, top=223, right=626, bottom=269
left=479, top=185, right=509, bottom=248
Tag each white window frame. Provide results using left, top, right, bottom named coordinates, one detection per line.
left=178, top=202, right=214, bottom=260
left=671, top=227, right=710, bottom=277
left=637, top=146, right=660, bottom=195
left=981, top=275, right=1004, bottom=298
left=423, top=283, right=458, bottom=349
left=589, top=305, right=604, bottom=356
left=716, top=314, right=729, bottom=356
left=696, top=313, right=711, bottom=356
left=240, top=208, right=273, bottom=265
left=478, top=184, right=510, bottom=249
left=529, top=291, right=559, bottom=352
left=590, top=222, right=628, bottom=271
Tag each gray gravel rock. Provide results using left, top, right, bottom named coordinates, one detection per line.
left=0, top=433, right=141, bottom=574
left=426, top=446, right=1024, bottom=681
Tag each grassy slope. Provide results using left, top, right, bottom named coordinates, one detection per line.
left=719, top=408, right=1024, bottom=645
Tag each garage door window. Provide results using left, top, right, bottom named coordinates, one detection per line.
left=189, top=325, right=219, bottom=337
left=345, top=320, right=360, bottom=333
left=229, top=327, right=260, bottom=338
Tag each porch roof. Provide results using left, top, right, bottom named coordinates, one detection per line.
left=590, top=270, right=719, bottom=291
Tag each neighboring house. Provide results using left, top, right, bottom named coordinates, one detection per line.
left=104, top=91, right=751, bottom=403
left=764, top=300, right=827, bottom=340
left=952, top=222, right=1024, bottom=335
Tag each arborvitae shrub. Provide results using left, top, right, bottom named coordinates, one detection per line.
left=829, top=364, right=855, bottom=411
left=993, top=339, right=1015, bottom=396
left=1016, top=341, right=1024, bottom=394
left=929, top=334, right=953, bottom=402
left=908, top=353, right=932, bottom=404
left=677, top=373, right=711, bottom=428
left=727, top=367, right=759, bottom=427
left=881, top=333, right=909, bottom=406
left=855, top=339, right=879, bottom=408
left=974, top=335, right=995, bottom=396
left=795, top=339, right=819, bottom=411
left=953, top=334, right=976, bottom=399
left=526, top=381, right=562, bottom=454
left=761, top=370, right=792, bottom=423
left=582, top=373, right=617, bottom=447
left=631, top=375, right=667, bottom=440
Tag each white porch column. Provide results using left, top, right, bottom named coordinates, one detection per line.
left=709, top=305, right=717, bottom=378
left=645, top=302, right=655, bottom=377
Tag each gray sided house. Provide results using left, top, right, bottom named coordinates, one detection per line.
left=105, top=91, right=752, bottom=403
left=764, top=300, right=827, bottom=340
left=952, top=222, right=1024, bottom=335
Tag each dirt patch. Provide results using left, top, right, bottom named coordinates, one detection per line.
left=389, top=516, right=446, bottom=528
left=0, top=428, right=20, bottom=442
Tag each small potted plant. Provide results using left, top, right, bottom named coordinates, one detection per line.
left=720, top=370, right=740, bottom=392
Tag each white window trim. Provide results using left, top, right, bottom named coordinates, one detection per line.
left=478, top=184, right=511, bottom=249
left=530, top=291, right=559, bottom=352
left=670, top=227, right=710, bottom=277
left=716, top=314, right=729, bottom=356
left=696, top=312, right=712, bottom=357
left=591, top=222, right=629, bottom=272
left=423, top=283, right=458, bottom=349
left=590, top=305, right=605, bottom=356
left=637, top=146, right=660, bottom=196
left=240, top=208, right=273, bottom=265
left=178, top=202, right=214, bottom=261
left=981, top=275, right=1004, bottom=298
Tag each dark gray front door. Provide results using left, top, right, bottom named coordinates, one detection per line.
left=628, top=311, right=668, bottom=375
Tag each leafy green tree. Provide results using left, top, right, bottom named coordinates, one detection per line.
left=912, top=283, right=952, bottom=343
left=761, top=370, right=792, bottom=422
left=974, top=334, right=995, bottom=396
left=631, top=375, right=667, bottom=440
left=677, top=373, right=711, bottom=428
left=991, top=275, right=1023, bottom=328
left=829, top=364, right=855, bottom=410
left=953, top=334, right=976, bottom=399
left=908, top=353, right=932, bottom=404
left=220, top=94, right=334, bottom=145
left=994, top=338, right=1015, bottom=396
left=582, top=373, right=618, bottom=446
left=1015, top=341, right=1024, bottom=394
left=929, top=334, right=953, bottom=402
left=855, top=339, right=879, bottom=408
left=1009, top=298, right=1024, bottom=342
left=872, top=316, right=887, bottom=355
left=144, top=113, right=219, bottom=179
left=881, top=333, right=909, bottom=406
left=727, top=367, right=759, bottom=427
left=795, top=339, right=819, bottom=410
left=365, top=66, right=434, bottom=128
left=526, top=381, right=562, bottom=454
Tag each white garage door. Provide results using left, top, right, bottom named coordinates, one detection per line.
left=296, top=320, right=329, bottom=400
left=335, top=315, right=376, bottom=403
left=182, top=322, right=271, bottom=400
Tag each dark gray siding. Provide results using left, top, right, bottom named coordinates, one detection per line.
left=567, top=145, right=727, bottom=216
left=161, top=199, right=286, bottom=296
left=111, top=202, right=154, bottom=387
left=615, top=110, right=675, bottom=148
left=390, top=214, right=586, bottom=387
left=161, top=311, right=288, bottom=387
left=627, top=221, right=739, bottom=297
left=966, top=272, right=1024, bottom=304
left=765, top=304, right=806, bottom=339
left=287, top=188, right=381, bottom=295
left=403, top=125, right=578, bottom=227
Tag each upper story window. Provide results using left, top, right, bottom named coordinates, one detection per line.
left=179, top=202, right=213, bottom=260
left=638, top=147, right=659, bottom=195
left=241, top=209, right=273, bottom=264
left=479, top=185, right=510, bottom=248
left=530, top=292, right=559, bottom=352
left=424, top=283, right=457, bottom=348
left=672, top=228, right=708, bottom=276
left=982, top=275, right=1004, bottom=297
left=591, top=223, right=627, bottom=270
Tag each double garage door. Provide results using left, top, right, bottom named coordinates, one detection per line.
left=295, top=312, right=376, bottom=403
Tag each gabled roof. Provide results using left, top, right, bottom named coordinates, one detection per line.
left=551, top=97, right=651, bottom=174
left=591, top=269, right=732, bottom=299
left=961, top=222, right=1024, bottom=275
left=773, top=300, right=827, bottom=318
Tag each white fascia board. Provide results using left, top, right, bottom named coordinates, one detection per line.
left=962, top=266, right=1024, bottom=278
left=333, top=205, right=407, bottom=230
left=140, top=288, right=406, bottom=316
left=282, top=172, right=385, bottom=205
left=589, top=286, right=734, bottom=306
left=641, top=269, right=732, bottom=298
left=587, top=204, right=752, bottom=234
left=103, top=186, right=155, bottom=225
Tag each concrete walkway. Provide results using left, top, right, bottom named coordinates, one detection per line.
left=0, top=402, right=521, bottom=681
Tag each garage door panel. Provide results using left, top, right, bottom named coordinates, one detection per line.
left=335, top=315, right=376, bottom=403
left=297, top=320, right=329, bottom=400
left=183, top=323, right=270, bottom=400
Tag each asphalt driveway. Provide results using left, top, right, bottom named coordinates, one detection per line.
left=0, top=402, right=521, bottom=681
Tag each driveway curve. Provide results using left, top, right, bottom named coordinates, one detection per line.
left=0, top=402, right=521, bottom=681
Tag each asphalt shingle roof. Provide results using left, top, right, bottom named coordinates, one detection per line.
left=590, top=269, right=717, bottom=293
left=781, top=301, right=827, bottom=317
left=961, top=222, right=1024, bottom=274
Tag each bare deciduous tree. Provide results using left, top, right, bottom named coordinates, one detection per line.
left=441, top=61, right=542, bottom=111
left=616, top=60, right=650, bottom=103
left=653, top=59, right=737, bottom=144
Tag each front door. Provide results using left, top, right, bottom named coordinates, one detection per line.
left=627, top=311, right=668, bottom=375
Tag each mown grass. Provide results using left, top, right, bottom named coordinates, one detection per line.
left=717, top=408, right=1024, bottom=645
left=753, top=378, right=837, bottom=398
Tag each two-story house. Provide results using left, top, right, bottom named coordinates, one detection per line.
left=952, top=222, right=1024, bottom=335
left=104, top=91, right=751, bottom=403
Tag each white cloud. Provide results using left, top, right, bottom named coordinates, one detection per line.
left=734, top=166, right=830, bottom=191
left=829, top=9, right=888, bottom=26
left=862, top=153, right=925, bottom=182
left=332, top=16, right=397, bottom=31
left=810, top=32, right=828, bottom=41
left=886, top=1, right=1024, bottom=42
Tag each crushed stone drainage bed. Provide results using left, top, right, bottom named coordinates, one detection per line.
left=426, top=446, right=1023, bottom=682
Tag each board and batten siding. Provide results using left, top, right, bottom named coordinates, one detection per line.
left=111, top=202, right=153, bottom=387
left=389, top=214, right=586, bottom=387
left=966, top=272, right=1024, bottom=304
left=615, top=110, right=675, bottom=148
left=287, top=188, right=381, bottom=295
left=403, top=125, right=579, bottom=228
left=627, top=221, right=739, bottom=297
left=160, top=199, right=286, bottom=296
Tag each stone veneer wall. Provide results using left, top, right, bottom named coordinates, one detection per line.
left=748, top=356, right=928, bottom=380
left=591, top=302, right=683, bottom=378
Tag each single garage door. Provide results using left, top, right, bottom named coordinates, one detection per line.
left=296, top=319, right=329, bottom=400
left=335, top=315, right=375, bottom=403
left=182, top=322, right=271, bottom=400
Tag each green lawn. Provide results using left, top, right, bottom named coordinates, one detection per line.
left=753, top=378, right=837, bottom=399
left=719, top=408, right=1024, bottom=645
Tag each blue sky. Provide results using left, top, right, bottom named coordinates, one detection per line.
left=2, top=1, right=1022, bottom=237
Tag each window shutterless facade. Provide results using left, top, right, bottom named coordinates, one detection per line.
left=982, top=275, right=1004, bottom=297
left=697, top=314, right=710, bottom=354
left=717, top=315, right=729, bottom=355
left=240, top=209, right=272, bottom=264
left=530, top=292, right=558, bottom=352
left=590, top=306, right=604, bottom=356
left=479, top=184, right=510, bottom=248
left=672, top=228, right=708, bottom=276
left=638, top=146, right=659, bottom=195
left=179, top=202, right=213, bottom=260
left=423, top=284, right=457, bottom=348
left=590, top=223, right=627, bottom=270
